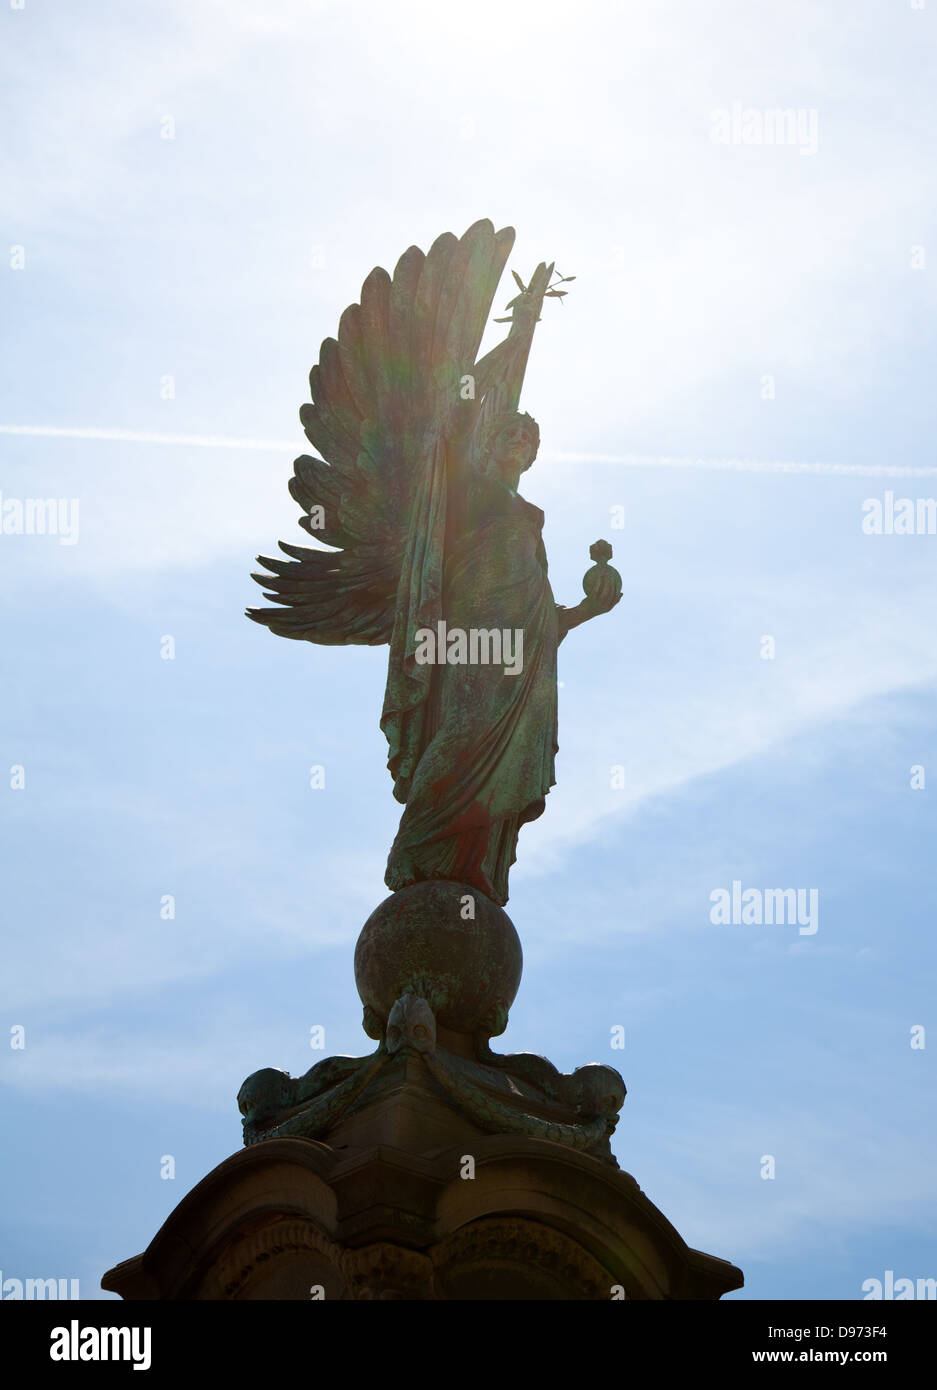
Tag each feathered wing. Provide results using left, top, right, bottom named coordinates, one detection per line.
left=248, top=219, right=516, bottom=645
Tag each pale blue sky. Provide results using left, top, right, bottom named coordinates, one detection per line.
left=1, top=0, right=935, bottom=1300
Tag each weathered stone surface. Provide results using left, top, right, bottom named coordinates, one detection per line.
left=237, top=996, right=625, bottom=1165
left=102, top=1130, right=744, bottom=1301
left=354, top=880, right=522, bottom=1037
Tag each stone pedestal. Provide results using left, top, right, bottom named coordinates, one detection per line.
left=103, top=1059, right=742, bottom=1300
left=103, top=884, right=743, bottom=1300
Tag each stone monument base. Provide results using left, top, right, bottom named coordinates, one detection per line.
left=102, top=1055, right=742, bottom=1300
left=104, top=885, right=743, bottom=1299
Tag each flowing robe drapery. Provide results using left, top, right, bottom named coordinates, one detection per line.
left=381, top=433, right=558, bottom=906
left=248, top=223, right=563, bottom=908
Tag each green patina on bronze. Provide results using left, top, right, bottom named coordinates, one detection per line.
left=248, top=218, right=620, bottom=908
left=103, top=224, right=744, bottom=1301
left=354, top=880, right=522, bottom=1038
left=237, top=992, right=626, bottom=1166
left=241, top=221, right=627, bottom=1157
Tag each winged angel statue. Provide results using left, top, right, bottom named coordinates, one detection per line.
left=249, top=220, right=620, bottom=906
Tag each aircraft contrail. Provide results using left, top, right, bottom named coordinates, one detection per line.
left=1, top=425, right=934, bottom=477
left=548, top=452, right=937, bottom=478
left=0, top=425, right=293, bottom=451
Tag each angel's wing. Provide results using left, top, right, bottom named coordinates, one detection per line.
left=247, top=219, right=515, bottom=645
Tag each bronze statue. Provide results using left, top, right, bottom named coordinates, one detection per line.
left=249, top=219, right=620, bottom=906
left=101, top=224, right=743, bottom=1299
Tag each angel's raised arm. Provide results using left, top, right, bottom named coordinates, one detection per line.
left=470, top=260, right=554, bottom=410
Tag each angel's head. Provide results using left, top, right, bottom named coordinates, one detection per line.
left=487, top=412, right=540, bottom=486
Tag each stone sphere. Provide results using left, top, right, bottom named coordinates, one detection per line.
left=354, top=881, right=523, bottom=1038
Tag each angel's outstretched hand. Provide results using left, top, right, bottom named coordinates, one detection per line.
left=581, top=588, right=622, bottom=618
